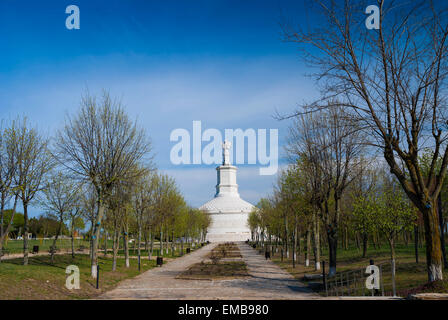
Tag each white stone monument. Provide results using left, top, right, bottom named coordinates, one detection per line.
left=199, top=140, right=254, bottom=242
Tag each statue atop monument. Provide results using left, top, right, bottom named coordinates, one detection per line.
left=222, top=140, right=231, bottom=165
left=200, top=139, right=254, bottom=242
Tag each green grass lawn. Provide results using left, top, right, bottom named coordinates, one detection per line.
left=0, top=253, right=158, bottom=299
left=0, top=242, right=204, bottom=300
left=256, top=242, right=448, bottom=297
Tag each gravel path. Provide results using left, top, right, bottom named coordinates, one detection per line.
left=99, top=242, right=318, bottom=300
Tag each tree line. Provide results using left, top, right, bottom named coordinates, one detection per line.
left=0, top=91, right=210, bottom=277
left=253, top=0, right=448, bottom=283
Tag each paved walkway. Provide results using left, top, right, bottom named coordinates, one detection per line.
left=99, top=242, right=318, bottom=300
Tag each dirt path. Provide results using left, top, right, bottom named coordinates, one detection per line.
left=99, top=242, right=318, bottom=300
left=0, top=250, right=90, bottom=261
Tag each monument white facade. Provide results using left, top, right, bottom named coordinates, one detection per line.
left=199, top=141, right=254, bottom=242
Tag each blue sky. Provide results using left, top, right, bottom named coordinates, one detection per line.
left=0, top=0, right=320, bottom=217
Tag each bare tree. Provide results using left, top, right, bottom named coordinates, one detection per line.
left=132, top=170, right=154, bottom=271
left=321, top=106, right=364, bottom=275
left=105, top=184, right=126, bottom=271
left=282, top=0, right=448, bottom=281
left=79, top=184, right=97, bottom=260
left=274, top=165, right=310, bottom=268
left=287, top=111, right=328, bottom=271
left=67, top=206, right=83, bottom=259
left=39, top=172, right=81, bottom=263
left=286, top=105, right=363, bottom=275
left=144, top=174, right=159, bottom=260
left=349, top=158, right=379, bottom=258
left=14, top=117, right=53, bottom=265
left=55, top=91, right=152, bottom=277
left=0, top=120, right=19, bottom=261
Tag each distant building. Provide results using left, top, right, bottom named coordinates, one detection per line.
left=199, top=141, right=254, bottom=242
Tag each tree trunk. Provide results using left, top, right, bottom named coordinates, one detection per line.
left=362, top=232, right=368, bottom=258
left=112, top=230, right=119, bottom=271
left=149, top=231, right=154, bottom=260
left=292, top=224, right=296, bottom=268
left=355, top=232, right=360, bottom=251
left=123, top=230, right=130, bottom=268
left=261, top=231, right=264, bottom=248
left=1, top=195, right=19, bottom=263
left=371, top=233, right=377, bottom=250
left=284, top=214, right=289, bottom=259
left=375, top=232, right=381, bottom=249
left=144, top=231, right=148, bottom=252
left=91, top=197, right=106, bottom=278
left=419, top=225, right=424, bottom=248
left=438, top=194, right=447, bottom=268
left=340, top=228, right=344, bottom=250
left=422, top=204, right=443, bottom=281
left=89, top=218, right=94, bottom=261
left=312, top=212, right=321, bottom=270
left=137, top=223, right=142, bottom=271
left=23, top=202, right=29, bottom=265
left=71, top=216, right=75, bottom=259
left=327, top=227, right=337, bottom=276
left=0, top=194, right=5, bottom=260
left=51, top=216, right=63, bottom=264
left=103, top=231, right=108, bottom=257
left=389, top=238, right=396, bottom=297
left=403, top=231, right=407, bottom=246
left=414, top=225, right=419, bottom=264
left=345, top=226, right=349, bottom=250
left=305, top=225, right=311, bottom=267
left=165, top=230, right=169, bottom=255
left=160, top=231, right=163, bottom=257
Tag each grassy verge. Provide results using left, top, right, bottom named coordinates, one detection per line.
left=0, top=242, right=204, bottom=299
left=252, top=242, right=448, bottom=297
left=0, top=254, right=156, bottom=299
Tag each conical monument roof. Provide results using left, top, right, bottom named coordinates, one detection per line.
left=199, top=194, right=255, bottom=214
left=199, top=140, right=255, bottom=215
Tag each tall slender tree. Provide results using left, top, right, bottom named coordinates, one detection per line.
left=56, top=91, right=152, bottom=277
left=282, top=0, right=448, bottom=282
left=0, top=120, right=19, bottom=261
left=14, top=117, right=53, bottom=265
left=39, top=172, right=81, bottom=263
